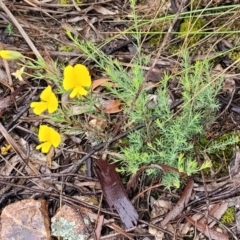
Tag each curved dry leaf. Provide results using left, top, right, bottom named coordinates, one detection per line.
left=92, top=78, right=118, bottom=92
left=92, top=78, right=110, bottom=91
left=103, top=99, right=122, bottom=114
left=161, top=179, right=193, bottom=227
left=94, top=159, right=139, bottom=228
left=210, top=203, right=228, bottom=228
left=127, top=164, right=186, bottom=194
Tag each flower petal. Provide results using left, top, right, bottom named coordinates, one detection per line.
left=38, top=125, right=51, bottom=142
left=77, top=86, right=88, bottom=96
left=49, top=128, right=61, bottom=147
left=12, top=67, right=25, bottom=81
left=74, top=64, right=91, bottom=87
left=47, top=93, right=58, bottom=113
left=30, top=102, right=48, bottom=115
left=63, top=65, right=75, bottom=90
left=40, top=86, right=53, bottom=101
left=69, top=87, right=78, bottom=98
left=0, top=50, right=23, bottom=60
left=48, top=95, right=58, bottom=113
left=36, top=143, right=44, bottom=150
left=70, top=86, right=87, bottom=98
left=36, top=142, right=52, bottom=153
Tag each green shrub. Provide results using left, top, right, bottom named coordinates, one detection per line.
left=54, top=1, right=238, bottom=188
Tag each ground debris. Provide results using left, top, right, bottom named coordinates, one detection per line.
left=94, top=159, right=139, bottom=229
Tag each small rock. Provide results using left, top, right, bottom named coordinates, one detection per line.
left=0, top=199, right=50, bottom=240
left=51, top=205, right=94, bottom=240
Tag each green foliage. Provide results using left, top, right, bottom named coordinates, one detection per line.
left=64, top=6, right=240, bottom=187
left=220, top=207, right=235, bottom=224
left=229, top=49, right=240, bottom=68
left=51, top=217, right=88, bottom=240
left=204, top=134, right=238, bottom=155
left=24, top=57, right=60, bottom=82
left=229, top=51, right=240, bottom=61
left=24, top=3, right=239, bottom=189
left=146, top=20, right=171, bottom=47
left=200, top=133, right=238, bottom=177
left=190, top=0, right=201, bottom=9
left=6, top=24, right=13, bottom=35
left=117, top=57, right=224, bottom=188
left=59, top=0, right=70, bottom=3
left=7, top=0, right=240, bottom=191
left=179, top=17, right=205, bottom=45
left=67, top=24, right=227, bottom=187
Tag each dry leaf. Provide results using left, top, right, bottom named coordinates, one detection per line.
left=148, top=226, right=164, bottom=240
left=181, top=203, right=228, bottom=235
left=161, top=179, right=193, bottom=227
left=209, top=203, right=228, bottom=228
left=181, top=212, right=203, bottom=235
left=103, top=99, right=122, bottom=114
left=0, top=154, right=20, bottom=175
left=150, top=197, right=172, bottom=218
left=92, top=5, right=118, bottom=15
left=186, top=216, right=229, bottom=240
left=92, top=78, right=110, bottom=91
left=94, top=159, right=139, bottom=228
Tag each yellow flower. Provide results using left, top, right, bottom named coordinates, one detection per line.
left=1, top=144, right=12, bottom=155
left=36, top=125, right=61, bottom=153
left=0, top=50, right=23, bottom=60
left=63, top=64, right=91, bottom=98
left=12, top=67, right=25, bottom=81
left=30, top=86, right=58, bottom=115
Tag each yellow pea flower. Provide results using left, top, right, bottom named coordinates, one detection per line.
left=0, top=50, right=23, bottom=60
left=12, top=67, right=25, bottom=81
left=36, top=125, right=61, bottom=153
left=1, top=144, right=12, bottom=155
left=63, top=64, right=91, bottom=98
left=30, top=85, right=58, bottom=115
